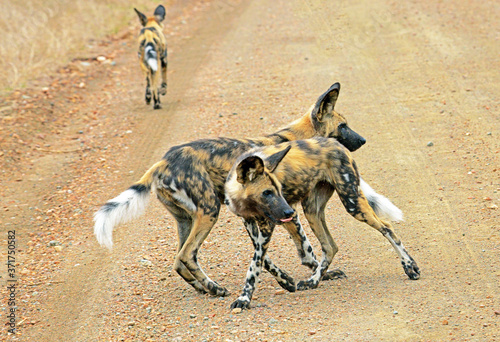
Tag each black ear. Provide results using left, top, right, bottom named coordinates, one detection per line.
left=311, top=82, right=340, bottom=122
left=134, top=8, right=148, bottom=26
left=236, top=156, right=265, bottom=184
left=266, top=145, right=291, bottom=173
left=154, top=5, right=166, bottom=23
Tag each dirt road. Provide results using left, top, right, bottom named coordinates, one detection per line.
left=2, top=0, right=498, bottom=341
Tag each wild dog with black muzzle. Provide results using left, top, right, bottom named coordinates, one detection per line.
left=94, top=83, right=366, bottom=297
left=225, top=137, right=419, bottom=309
left=135, top=5, right=167, bottom=109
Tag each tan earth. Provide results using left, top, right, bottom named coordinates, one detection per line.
left=1, top=0, right=498, bottom=341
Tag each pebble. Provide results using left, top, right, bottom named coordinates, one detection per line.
left=427, top=141, right=434, bottom=147
left=53, top=246, right=63, bottom=252
left=139, top=259, right=153, bottom=267
left=231, top=308, right=242, bottom=314
left=48, top=240, right=61, bottom=247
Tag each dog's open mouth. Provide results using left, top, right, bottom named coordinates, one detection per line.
left=280, top=217, right=293, bottom=223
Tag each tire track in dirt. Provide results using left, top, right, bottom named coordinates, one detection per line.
left=291, top=0, right=498, bottom=338
left=17, top=0, right=498, bottom=340
left=20, top=2, right=251, bottom=341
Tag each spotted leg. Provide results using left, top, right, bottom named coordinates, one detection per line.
left=145, top=77, right=152, bottom=105
left=231, top=220, right=276, bottom=310
left=336, top=170, right=420, bottom=280
left=346, top=195, right=420, bottom=279
left=160, top=53, right=167, bottom=96
left=243, top=219, right=295, bottom=293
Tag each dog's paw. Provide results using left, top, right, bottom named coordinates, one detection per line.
left=403, top=259, right=420, bottom=280
left=160, top=83, right=167, bottom=95
left=296, top=279, right=319, bottom=291
left=230, top=298, right=250, bottom=310
left=302, top=259, right=319, bottom=271
left=276, top=272, right=296, bottom=292
left=321, top=268, right=347, bottom=281
left=191, top=282, right=208, bottom=295
left=207, top=281, right=230, bottom=297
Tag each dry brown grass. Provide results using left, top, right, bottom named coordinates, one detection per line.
left=0, top=0, right=161, bottom=93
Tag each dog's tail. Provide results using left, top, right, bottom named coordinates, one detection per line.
left=93, top=159, right=167, bottom=249
left=360, top=178, right=404, bottom=222
left=144, top=42, right=158, bottom=72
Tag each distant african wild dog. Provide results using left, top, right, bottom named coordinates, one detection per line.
left=94, top=83, right=366, bottom=297
left=135, top=5, right=167, bottom=109
left=225, top=137, right=419, bottom=309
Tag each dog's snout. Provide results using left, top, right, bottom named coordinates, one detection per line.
left=284, top=208, right=295, bottom=218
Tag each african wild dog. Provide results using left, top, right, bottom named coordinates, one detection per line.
left=135, top=5, right=167, bottom=109
left=94, top=83, right=366, bottom=297
left=225, top=137, right=419, bottom=309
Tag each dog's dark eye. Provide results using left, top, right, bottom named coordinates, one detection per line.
left=262, top=190, right=273, bottom=197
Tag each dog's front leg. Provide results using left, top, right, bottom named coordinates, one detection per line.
left=282, top=214, right=319, bottom=269
left=231, top=221, right=275, bottom=310
left=243, top=219, right=295, bottom=292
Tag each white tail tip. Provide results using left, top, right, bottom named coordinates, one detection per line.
left=93, top=188, right=150, bottom=249
left=360, top=178, right=404, bottom=222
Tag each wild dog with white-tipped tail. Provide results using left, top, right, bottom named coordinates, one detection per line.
left=135, top=5, right=167, bottom=109
left=93, top=83, right=367, bottom=297
left=225, top=137, right=419, bottom=309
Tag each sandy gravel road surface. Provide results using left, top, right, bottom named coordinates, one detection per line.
left=1, top=0, right=498, bottom=341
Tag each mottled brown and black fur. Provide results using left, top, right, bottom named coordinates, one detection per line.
left=135, top=5, right=167, bottom=109
left=94, top=83, right=366, bottom=297
left=226, top=137, right=420, bottom=309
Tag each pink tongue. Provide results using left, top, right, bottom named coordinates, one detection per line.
left=280, top=217, right=293, bottom=223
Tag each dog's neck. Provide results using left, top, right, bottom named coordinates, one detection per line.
left=262, top=112, right=315, bottom=144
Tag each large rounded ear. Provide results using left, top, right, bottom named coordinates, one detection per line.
left=236, top=156, right=265, bottom=184
left=311, top=82, right=340, bottom=122
left=134, top=8, right=148, bottom=27
left=154, top=5, right=166, bottom=23
left=266, top=145, right=291, bottom=173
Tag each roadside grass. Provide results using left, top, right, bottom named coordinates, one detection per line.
left=0, top=0, right=161, bottom=94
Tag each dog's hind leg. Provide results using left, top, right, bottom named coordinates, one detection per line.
left=297, top=204, right=339, bottom=290
left=145, top=77, right=152, bottom=105
left=336, top=173, right=420, bottom=280
left=282, top=214, right=345, bottom=282
left=296, top=183, right=346, bottom=290
left=243, top=219, right=295, bottom=293
left=152, top=76, right=161, bottom=110
left=173, top=216, right=209, bottom=294
left=160, top=53, right=167, bottom=95
left=157, top=195, right=208, bottom=293
left=232, top=220, right=276, bottom=310
left=177, top=206, right=229, bottom=297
